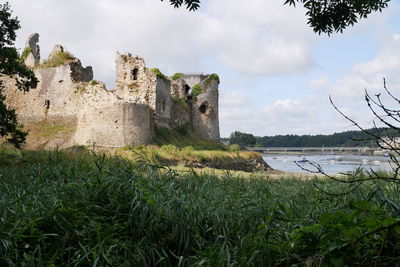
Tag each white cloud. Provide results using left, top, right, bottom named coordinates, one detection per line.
left=219, top=98, right=336, bottom=137
left=13, top=0, right=206, bottom=87
left=304, top=33, right=400, bottom=133
left=351, top=34, right=400, bottom=78
left=12, top=0, right=316, bottom=88
left=220, top=90, right=250, bottom=107
left=308, top=77, right=329, bottom=89
left=197, top=0, right=315, bottom=75
left=307, top=32, right=400, bottom=101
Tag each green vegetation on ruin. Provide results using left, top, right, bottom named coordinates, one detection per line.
left=31, top=120, right=73, bottom=138
left=172, top=97, right=190, bottom=109
left=89, top=80, right=99, bottom=86
left=171, top=72, right=184, bottom=80
left=19, top=47, right=32, bottom=62
left=191, top=83, right=203, bottom=101
left=154, top=123, right=227, bottom=151
left=74, top=82, right=88, bottom=94
left=204, top=73, right=220, bottom=86
left=150, top=67, right=168, bottom=80
left=0, top=147, right=399, bottom=265
left=38, top=51, right=76, bottom=68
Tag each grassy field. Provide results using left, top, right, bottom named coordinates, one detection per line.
left=118, top=144, right=262, bottom=166
left=0, top=148, right=399, bottom=266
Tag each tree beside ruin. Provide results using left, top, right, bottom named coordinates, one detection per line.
left=0, top=2, right=37, bottom=148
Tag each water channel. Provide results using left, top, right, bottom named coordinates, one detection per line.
left=262, top=153, right=394, bottom=174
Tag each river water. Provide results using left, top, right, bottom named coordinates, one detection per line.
left=262, top=153, right=394, bottom=174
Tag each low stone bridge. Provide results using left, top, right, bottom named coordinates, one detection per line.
left=246, top=147, right=375, bottom=155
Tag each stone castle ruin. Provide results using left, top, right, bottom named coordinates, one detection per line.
left=3, top=33, right=220, bottom=148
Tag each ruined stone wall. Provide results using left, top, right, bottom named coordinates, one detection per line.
left=191, top=78, right=220, bottom=141
left=170, top=102, right=191, bottom=129
left=24, top=33, right=40, bottom=68
left=154, top=77, right=172, bottom=127
left=169, top=74, right=220, bottom=136
left=170, top=79, right=187, bottom=100
left=3, top=64, right=85, bottom=123
left=115, top=53, right=147, bottom=99
left=115, top=53, right=173, bottom=128
left=181, top=74, right=208, bottom=87
left=74, top=84, right=152, bottom=147
left=2, top=33, right=220, bottom=149
left=115, top=53, right=156, bottom=108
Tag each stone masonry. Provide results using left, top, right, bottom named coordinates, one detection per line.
left=2, top=33, right=220, bottom=148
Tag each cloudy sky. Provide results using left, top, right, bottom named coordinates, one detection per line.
left=10, top=0, right=400, bottom=137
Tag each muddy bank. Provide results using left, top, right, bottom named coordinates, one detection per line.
left=161, top=155, right=271, bottom=172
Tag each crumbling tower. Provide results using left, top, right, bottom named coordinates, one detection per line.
left=115, top=52, right=147, bottom=99
left=24, top=33, right=40, bottom=68
left=170, top=74, right=220, bottom=141
left=115, top=52, right=172, bottom=128
left=191, top=75, right=220, bottom=141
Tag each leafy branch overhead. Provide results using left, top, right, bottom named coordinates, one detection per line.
left=163, top=0, right=391, bottom=35
left=285, top=0, right=390, bottom=35
left=162, top=0, right=200, bottom=11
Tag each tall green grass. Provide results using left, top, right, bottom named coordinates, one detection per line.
left=0, top=149, right=399, bottom=265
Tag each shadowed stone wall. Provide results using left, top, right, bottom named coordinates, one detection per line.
left=74, top=82, right=152, bottom=147
left=191, top=79, right=220, bottom=141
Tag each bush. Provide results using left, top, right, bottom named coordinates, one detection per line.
left=150, top=68, right=168, bottom=80
left=89, top=80, right=99, bottom=86
left=161, top=144, right=179, bottom=153
left=173, top=98, right=189, bottom=109
left=204, top=73, right=220, bottom=86
left=171, top=73, right=184, bottom=80
left=182, top=146, right=194, bottom=152
left=39, top=51, right=76, bottom=68
left=285, top=200, right=400, bottom=266
left=20, top=47, right=32, bottom=62
left=191, top=84, right=202, bottom=101
left=229, top=144, right=240, bottom=153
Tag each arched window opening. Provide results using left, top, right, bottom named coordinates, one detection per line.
left=199, top=101, right=208, bottom=114
left=184, top=84, right=191, bottom=94
left=185, top=84, right=192, bottom=100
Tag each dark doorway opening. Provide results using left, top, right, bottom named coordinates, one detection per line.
left=131, top=68, right=139, bottom=80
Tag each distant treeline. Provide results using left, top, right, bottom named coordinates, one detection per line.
left=223, top=128, right=400, bottom=148
left=255, top=128, right=400, bottom=147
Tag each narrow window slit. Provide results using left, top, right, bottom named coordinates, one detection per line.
left=131, top=68, right=139, bottom=80
left=44, top=99, right=50, bottom=109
